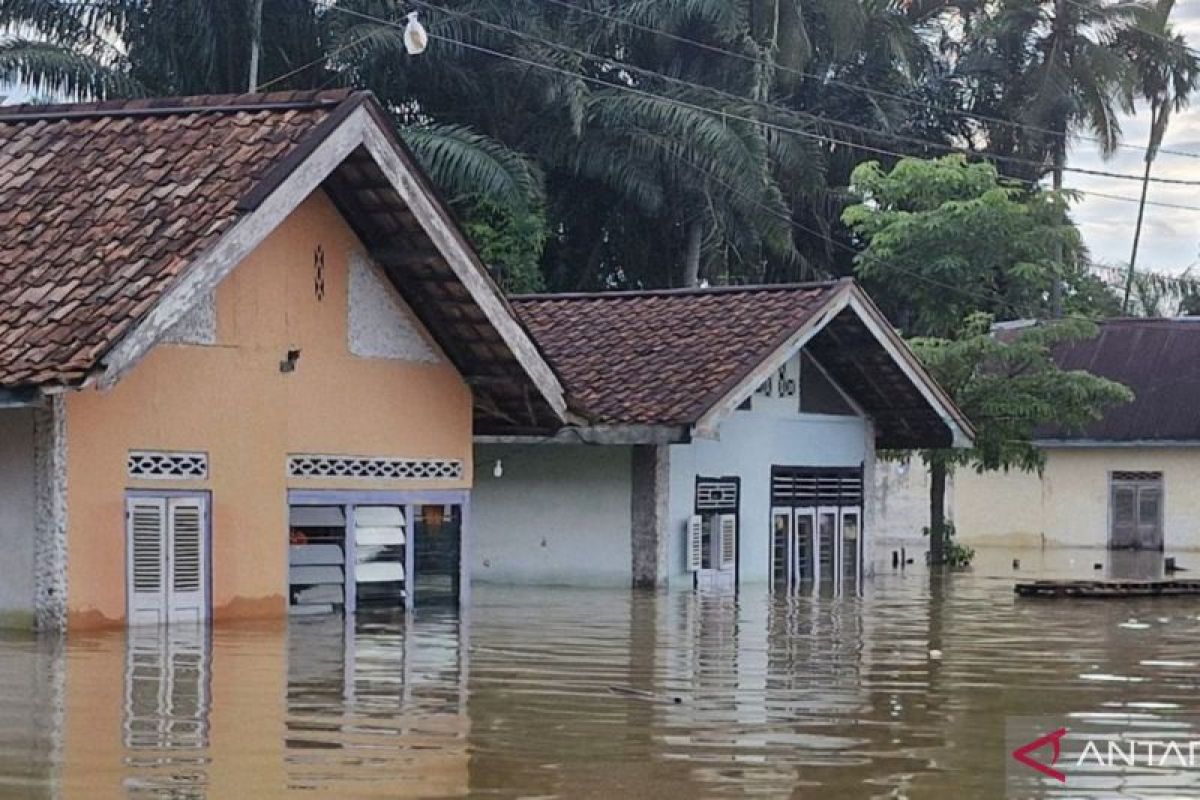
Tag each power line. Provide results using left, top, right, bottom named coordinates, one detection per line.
left=328, top=3, right=1200, bottom=211
left=399, top=0, right=1200, bottom=188
left=323, top=2, right=1196, bottom=318
left=532, top=0, right=1200, bottom=163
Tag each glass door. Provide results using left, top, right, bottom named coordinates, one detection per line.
left=770, top=509, right=791, bottom=592
left=794, top=509, right=815, bottom=589
left=815, top=507, right=839, bottom=587
left=840, top=508, right=861, bottom=589
left=412, top=505, right=462, bottom=606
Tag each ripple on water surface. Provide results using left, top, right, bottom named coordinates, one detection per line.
left=0, top=553, right=1198, bottom=798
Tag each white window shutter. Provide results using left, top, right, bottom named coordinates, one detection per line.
left=167, top=497, right=208, bottom=624
left=127, top=497, right=167, bottom=626
left=718, top=514, right=737, bottom=570
left=686, top=516, right=703, bottom=572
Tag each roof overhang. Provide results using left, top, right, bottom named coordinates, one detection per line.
left=693, top=282, right=974, bottom=449
left=0, top=387, right=41, bottom=409
left=477, top=424, right=689, bottom=446
left=96, top=95, right=568, bottom=431
left=1034, top=438, right=1200, bottom=449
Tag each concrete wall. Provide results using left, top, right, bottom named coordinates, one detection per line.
left=954, top=447, right=1200, bottom=551
left=62, top=191, right=474, bottom=629
left=666, top=408, right=868, bottom=585
left=0, top=408, right=36, bottom=624
left=872, top=460, right=951, bottom=556
left=471, top=444, right=634, bottom=586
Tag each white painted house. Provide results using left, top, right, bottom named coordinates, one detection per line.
left=473, top=280, right=973, bottom=592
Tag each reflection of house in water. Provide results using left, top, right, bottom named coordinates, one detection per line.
left=284, top=613, right=468, bottom=797
left=45, top=615, right=468, bottom=799
left=122, top=627, right=211, bottom=796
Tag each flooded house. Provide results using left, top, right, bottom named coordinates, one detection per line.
left=0, top=89, right=569, bottom=631
left=952, top=318, right=1200, bottom=554
left=473, top=281, right=974, bottom=592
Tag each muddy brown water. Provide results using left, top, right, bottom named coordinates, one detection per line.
left=1, top=548, right=1199, bottom=799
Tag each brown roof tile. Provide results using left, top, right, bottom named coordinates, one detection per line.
left=511, top=283, right=844, bottom=425
left=0, top=89, right=356, bottom=388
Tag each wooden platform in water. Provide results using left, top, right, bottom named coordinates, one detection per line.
left=1015, top=579, right=1200, bottom=598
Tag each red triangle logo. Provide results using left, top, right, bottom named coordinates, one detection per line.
left=1012, top=727, right=1068, bottom=783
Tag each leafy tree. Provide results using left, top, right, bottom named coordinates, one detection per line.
left=910, top=315, right=1132, bottom=565
left=843, top=156, right=1083, bottom=335
left=844, top=156, right=1133, bottom=564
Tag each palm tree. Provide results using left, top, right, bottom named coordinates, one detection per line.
left=955, top=0, right=1143, bottom=314
left=1116, top=0, right=1200, bottom=312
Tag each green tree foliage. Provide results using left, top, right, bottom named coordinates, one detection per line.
left=844, top=156, right=1133, bottom=565
left=844, top=156, right=1087, bottom=336
left=0, top=0, right=1191, bottom=293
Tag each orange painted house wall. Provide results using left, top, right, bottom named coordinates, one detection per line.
left=62, top=190, right=474, bottom=629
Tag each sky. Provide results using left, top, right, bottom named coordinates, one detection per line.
left=1068, top=2, right=1200, bottom=276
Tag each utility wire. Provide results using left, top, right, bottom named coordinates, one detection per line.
left=397, top=0, right=1200, bottom=188
left=532, top=0, right=1200, bottom=163
left=324, top=2, right=1200, bottom=317
left=327, top=3, right=1200, bottom=211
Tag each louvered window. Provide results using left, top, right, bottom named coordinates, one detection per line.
left=771, top=466, right=863, bottom=507
left=718, top=515, right=737, bottom=570
left=126, top=495, right=209, bottom=626
left=695, top=478, right=739, bottom=513
left=171, top=503, right=203, bottom=594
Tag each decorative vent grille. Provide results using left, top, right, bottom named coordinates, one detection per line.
left=288, top=455, right=464, bottom=481
left=696, top=478, right=739, bottom=513
left=1112, top=471, right=1162, bottom=482
left=771, top=466, right=863, bottom=508
left=128, top=451, right=209, bottom=480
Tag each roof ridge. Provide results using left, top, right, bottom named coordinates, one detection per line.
left=511, top=278, right=848, bottom=303
left=0, top=89, right=363, bottom=123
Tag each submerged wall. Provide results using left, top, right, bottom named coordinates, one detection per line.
left=62, top=191, right=473, bottom=629
left=471, top=444, right=633, bottom=586
left=954, top=447, right=1200, bottom=551
left=667, top=409, right=868, bottom=585
left=0, top=408, right=36, bottom=625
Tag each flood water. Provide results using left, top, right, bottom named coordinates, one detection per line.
left=2, top=548, right=1200, bottom=799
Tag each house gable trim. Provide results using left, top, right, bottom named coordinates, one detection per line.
left=99, top=104, right=373, bottom=388
left=692, top=284, right=853, bottom=438
left=97, top=101, right=569, bottom=426
left=844, top=287, right=973, bottom=448
left=691, top=283, right=974, bottom=447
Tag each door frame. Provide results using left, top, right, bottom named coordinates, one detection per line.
left=693, top=476, right=741, bottom=590
left=125, top=489, right=213, bottom=627
left=287, top=489, right=471, bottom=610
left=1107, top=472, right=1164, bottom=552
left=770, top=507, right=792, bottom=591
left=839, top=505, right=863, bottom=587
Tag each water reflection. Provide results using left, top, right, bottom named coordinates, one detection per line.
left=1, top=550, right=1200, bottom=797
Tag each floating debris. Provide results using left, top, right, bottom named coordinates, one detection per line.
left=608, top=685, right=683, bottom=705
left=1015, top=579, right=1200, bottom=599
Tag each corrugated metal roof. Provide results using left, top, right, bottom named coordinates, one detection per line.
left=1040, top=318, right=1200, bottom=443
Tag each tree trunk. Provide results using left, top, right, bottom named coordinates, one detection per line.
left=248, top=0, right=265, bottom=91
left=1122, top=153, right=1156, bottom=314
left=928, top=459, right=947, bottom=566
left=1048, top=0, right=1069, bottom=319
left=682, top=218, right=704, bottom=287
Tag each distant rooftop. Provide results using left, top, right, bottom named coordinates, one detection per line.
left=1039, top=318, right=1200, bottom=443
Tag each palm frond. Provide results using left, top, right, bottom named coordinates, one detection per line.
left=400, top=122, right=544, bottom=212
left=0, top=38, right=145, bottom=99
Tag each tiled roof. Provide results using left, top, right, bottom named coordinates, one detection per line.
left=511, top=283, right=844, bottom=425
left=0, top=89, right=353, bottom=387
left=1039, top=318, right=1200, bottom=442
